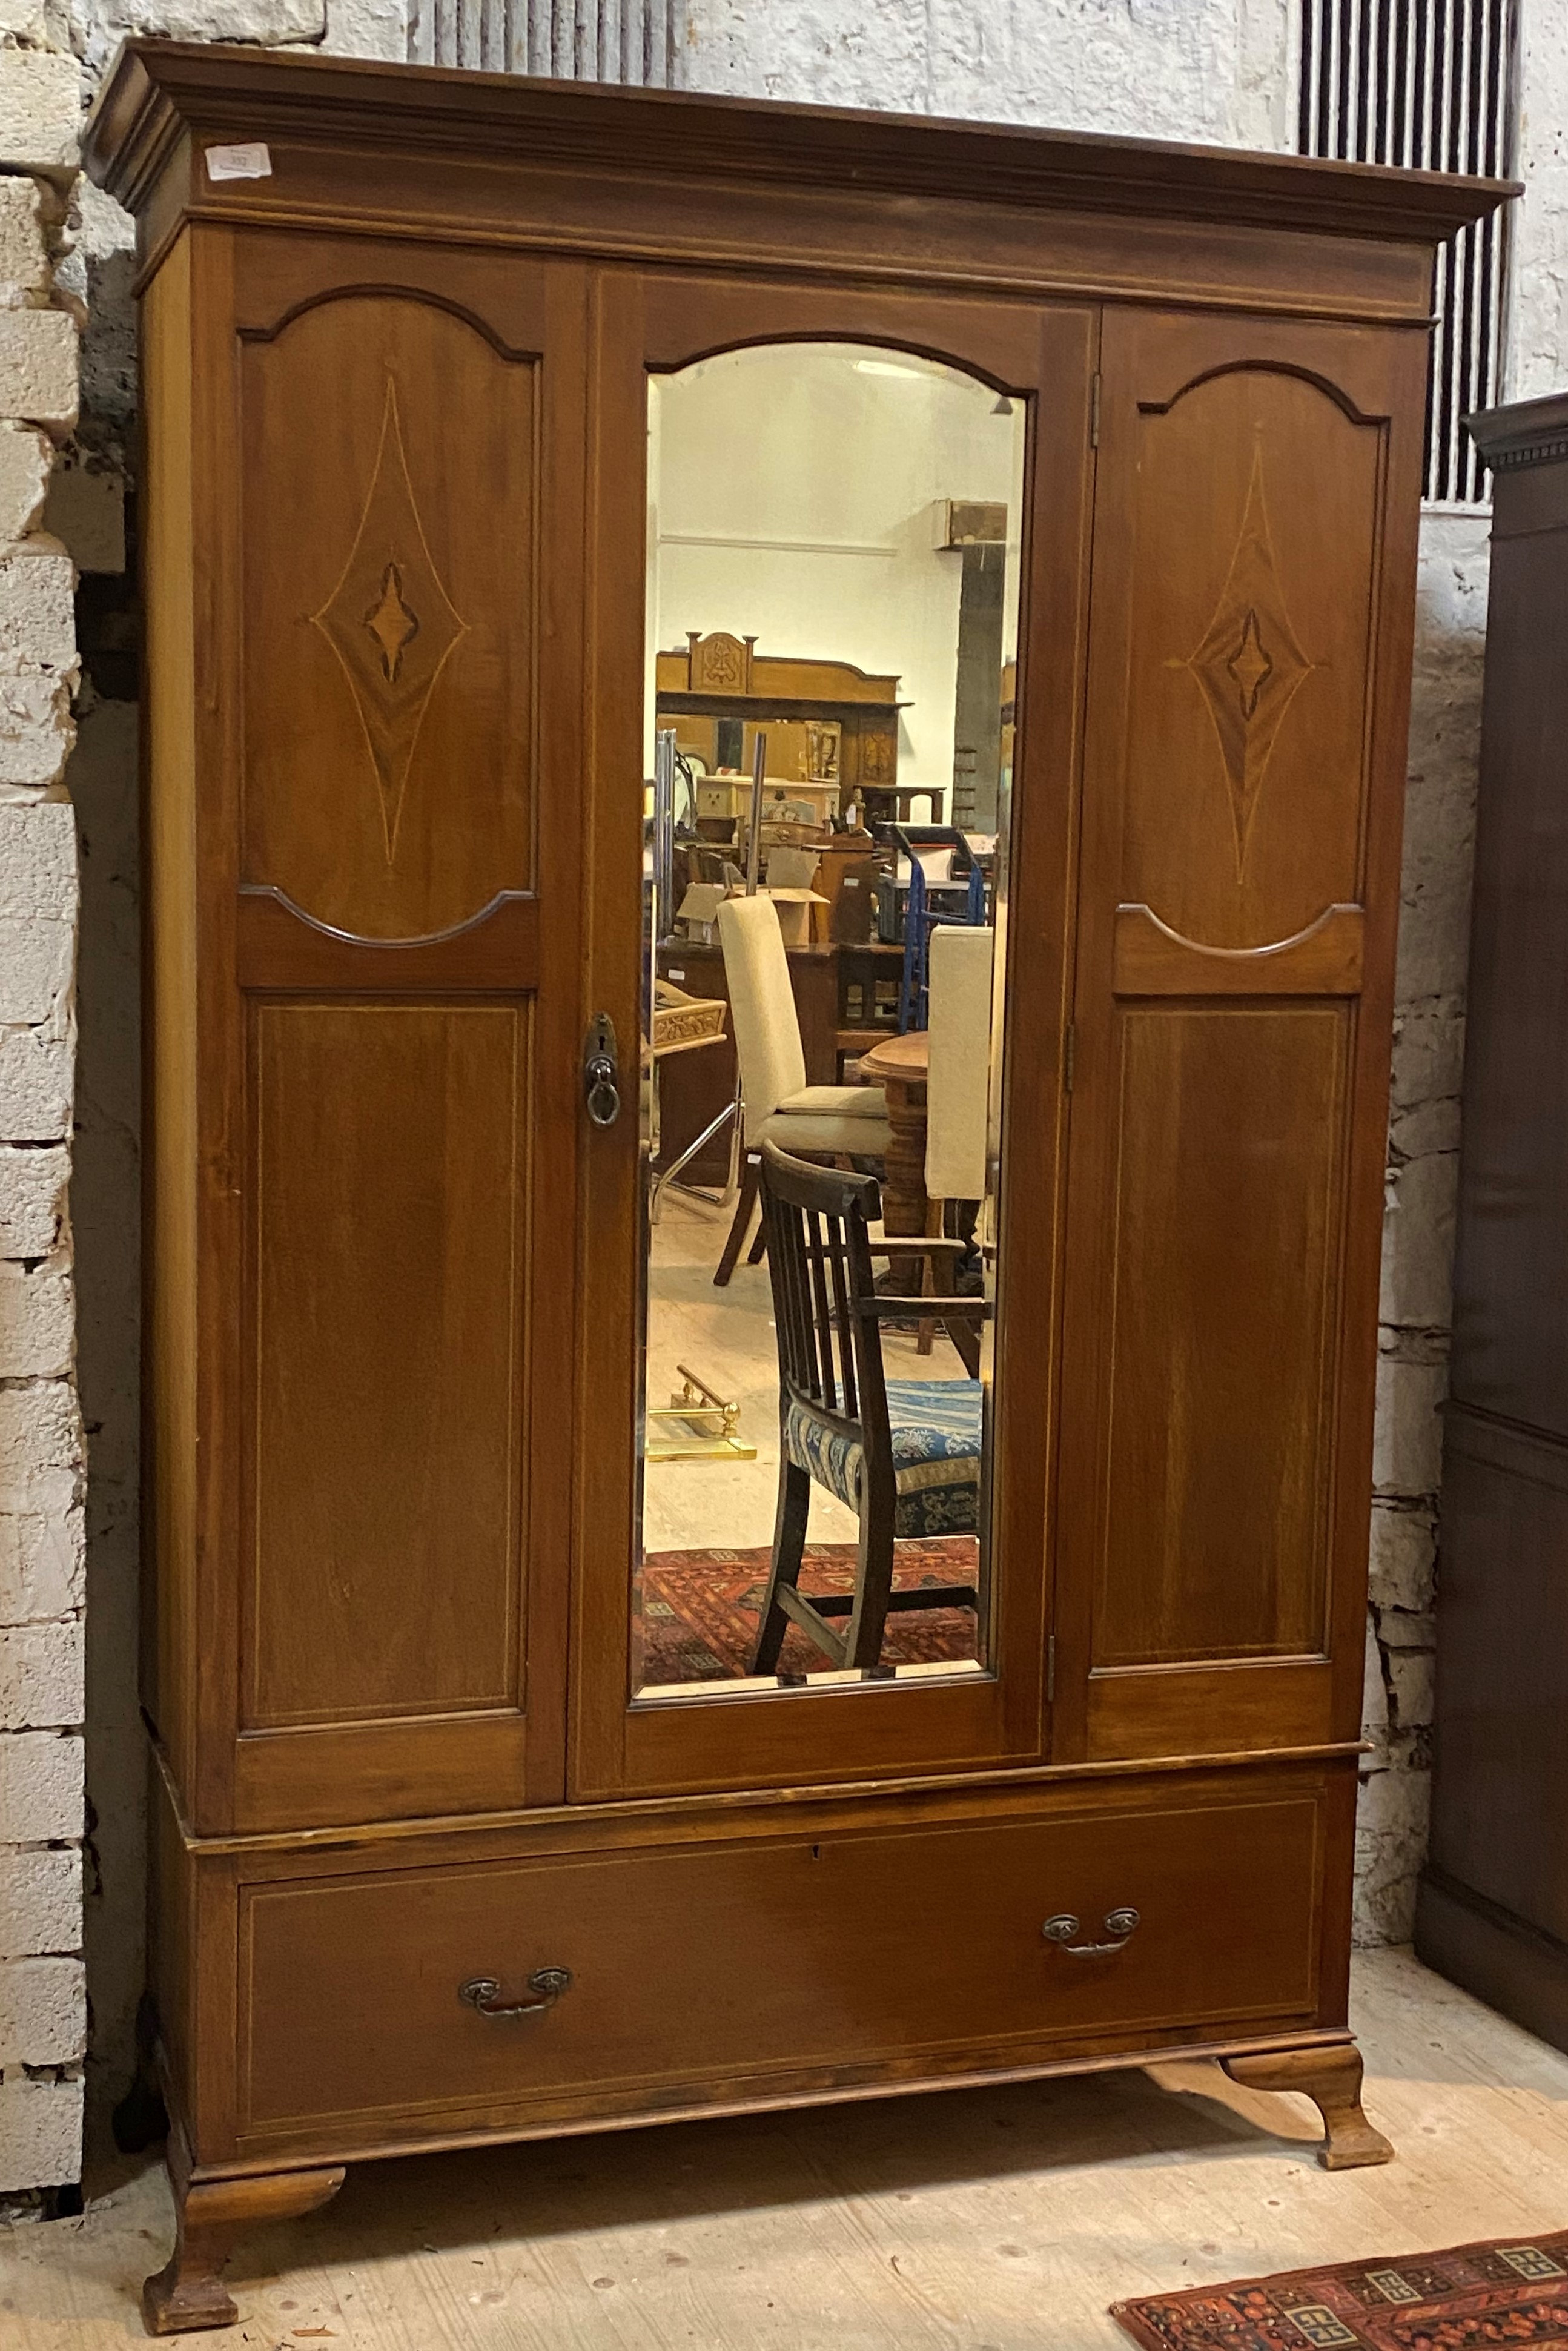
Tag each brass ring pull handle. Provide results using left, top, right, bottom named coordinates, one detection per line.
left=458, top=1966, right=572, bottom=2019
left=1042, top=1907, right=1141, bottom=1957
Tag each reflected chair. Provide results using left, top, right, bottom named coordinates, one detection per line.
left=918, top=923, right=994, bottom=1359
left=713, top=893, right=892, bottom=1286
left=750, top=1140, right=986, bottom=1675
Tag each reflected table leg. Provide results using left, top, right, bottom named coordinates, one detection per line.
left=878, top=1073, right=928, bottom=1237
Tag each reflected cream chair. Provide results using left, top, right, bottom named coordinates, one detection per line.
left=918, top=924, right=994, bottom=1359
left=713, top=893, right=892, bottom=1286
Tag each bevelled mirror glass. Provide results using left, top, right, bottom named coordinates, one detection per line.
left=632, top=342, right=1024, bottom=1703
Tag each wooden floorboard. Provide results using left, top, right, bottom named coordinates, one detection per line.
left=6, top=1949, right=1568, bottom=2348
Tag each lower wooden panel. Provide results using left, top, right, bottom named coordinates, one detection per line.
left=238, top=996, right=534, bottom=1827
left=223, top=1768, right=1335, bottom=2161
left=1086, top=1656, right=1334, bottom=1762
left=246, top=997, right=528, bottom=1732
left=1094, top=1003, right=1347, bottom=1672
left=232, top=1716, right=531, bottom=1836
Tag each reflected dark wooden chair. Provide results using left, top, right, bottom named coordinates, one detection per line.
left=752, top=1140, right=987, bottom=1676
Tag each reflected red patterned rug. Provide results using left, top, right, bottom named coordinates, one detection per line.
left=1112, top=2233, right=1568, bottom=2350
left=636, top=1538, right=980, bottom=1687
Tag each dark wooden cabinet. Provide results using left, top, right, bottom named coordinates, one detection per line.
left=85, top=37, right=1506, bottom=2338
left=1417, top=394, right=1568, bottom=2047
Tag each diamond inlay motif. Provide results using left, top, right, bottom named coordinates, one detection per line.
left=311, top=378, right=469, bottom=862
left=1226, top=609, right=1273, bottom=716
left=364, top=561, right=419, bottom=684
left=1179, top=442, right=1316, bottom=878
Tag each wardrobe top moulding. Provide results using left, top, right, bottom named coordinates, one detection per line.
left=83, top=38, right=1511, bottom=319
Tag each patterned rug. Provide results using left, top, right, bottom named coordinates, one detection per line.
left=1111, top=2233, right=1568, bottom=2350
left=636, top=1538, right=981, bottom=1686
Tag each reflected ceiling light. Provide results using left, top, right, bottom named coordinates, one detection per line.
left=853, top=357, right=928, bottom=379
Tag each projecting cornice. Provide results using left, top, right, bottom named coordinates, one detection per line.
left=85, top=38, right=1515, bottom=251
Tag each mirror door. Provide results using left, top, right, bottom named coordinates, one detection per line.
left=572, top=277, right=1096, bottom=1800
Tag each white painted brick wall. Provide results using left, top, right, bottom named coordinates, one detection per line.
left=0, top=2070, right=81, bottom=2192
left=0, top=1729, right=81, bottom=1841
left=0, top=428, right=51, bottom=543
left=0, top=0, right=398, bottom=2202
left=0, top=1145, right=66, bottom=1260
left=0, top=53, right=79, bottom=175
left=0, top=10, right=85, bottom=2200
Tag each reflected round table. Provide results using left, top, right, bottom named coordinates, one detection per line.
left=858, top=1028, right=930, bottom=1235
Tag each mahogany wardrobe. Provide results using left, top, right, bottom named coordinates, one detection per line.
left=84, top=39, right=1508, bottom=2336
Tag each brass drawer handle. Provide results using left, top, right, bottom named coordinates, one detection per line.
left=459, top=1966, right=572, bottom=2019
left=1042, top=1907, right=1140, bottom=1957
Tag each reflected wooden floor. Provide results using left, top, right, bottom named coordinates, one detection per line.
left=9, top=1951, right=1568, bottom=2348
left=642, top=1186, right=968, bottom=1556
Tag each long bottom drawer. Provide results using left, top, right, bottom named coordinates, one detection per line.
left=233, top=1776, right=1335, bottom=2157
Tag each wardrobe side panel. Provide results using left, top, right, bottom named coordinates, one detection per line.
left=141, top=231, right=200, bottom=1801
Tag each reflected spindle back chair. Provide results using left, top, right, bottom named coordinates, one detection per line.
left=753, top=1141, right=985, bottom=1675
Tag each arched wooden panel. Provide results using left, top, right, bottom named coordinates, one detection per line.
left=1119, top=366, right=1381, bottom=950
left=238, top=279, right=538, bottom=942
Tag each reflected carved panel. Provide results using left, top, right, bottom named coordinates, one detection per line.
left=239, top=288, right=537, bottom=942
left=687, top=630, right=755, bottom=693
left=1122, top=367, right=1380, bottom=950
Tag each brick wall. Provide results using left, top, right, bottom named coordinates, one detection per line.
left=0, top=0, right=406, bottom=2213
left=0, top=42, right=84, bottom=2201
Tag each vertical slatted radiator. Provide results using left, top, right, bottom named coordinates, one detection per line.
left=1298, top=0, right=1517, bottom=506
left=409, top=0, right=680, bottom=85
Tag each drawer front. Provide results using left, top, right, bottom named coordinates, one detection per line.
left=236, top=1785, right=1328, bottom=2153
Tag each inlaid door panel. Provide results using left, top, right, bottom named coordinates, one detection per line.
left=194, top=233, right=588, bottom=1834
left=235, top=237, right=543, bottom=944
left=1053, top=308, right=1427, bottom=1763
left=1117, top=365, right=1380, bottom=948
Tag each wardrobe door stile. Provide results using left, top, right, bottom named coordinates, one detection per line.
left=177, top=231, right=589, bottom=1836
left=1054, top=308, right=1428, bottom=1765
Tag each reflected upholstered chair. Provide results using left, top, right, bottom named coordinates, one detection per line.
left=713, top=893, right=891, bottom=1286
left=918, top=923, right=994, bottom=1357
left=750, top=1140, right=986, bottom=1676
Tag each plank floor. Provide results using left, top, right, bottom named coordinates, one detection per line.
left=6, top=1948, right=1568, bottom=2349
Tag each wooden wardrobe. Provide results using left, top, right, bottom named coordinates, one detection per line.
left=84, top=39, right=1507, bottom=2336
left=1417, top=394, right=1568, bottom=2047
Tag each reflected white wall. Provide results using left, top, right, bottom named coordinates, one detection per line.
left=650, top=345, right=1019, bottom=794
